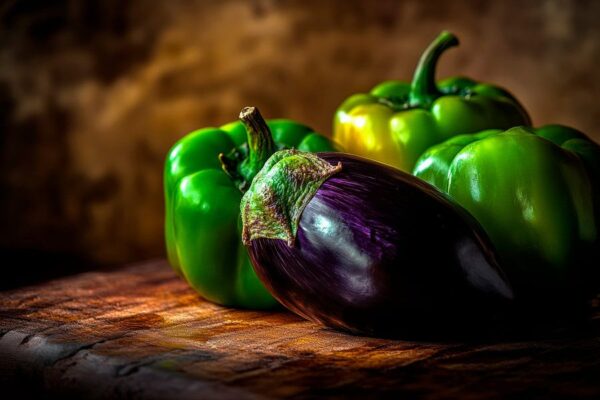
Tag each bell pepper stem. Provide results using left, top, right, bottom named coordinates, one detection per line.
left=239, top=106, right=276, bottom=184
left=409, top=31, right=459, bottom=108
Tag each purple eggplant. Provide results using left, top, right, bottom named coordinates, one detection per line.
left=241, top=150, right=513, bottom=337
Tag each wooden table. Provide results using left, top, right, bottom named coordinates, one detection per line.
left=1, top=259, right=599, bottom=399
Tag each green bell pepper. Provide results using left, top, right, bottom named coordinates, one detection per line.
left=333, top=31, right=531, bottom=172
left=413, top=125, right=600, bottom=302
left=164, top=107, right=337, bottom=309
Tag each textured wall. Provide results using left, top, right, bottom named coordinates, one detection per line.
left=1, top=0, right=599, bottom=282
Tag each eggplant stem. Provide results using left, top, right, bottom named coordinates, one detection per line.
left=239, top=106, right=276, bottom=184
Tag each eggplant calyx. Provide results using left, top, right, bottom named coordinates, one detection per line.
left=241, top=149, right=342, bottom=247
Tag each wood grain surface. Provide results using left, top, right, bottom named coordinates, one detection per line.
left=1, top=259, right=599, bottom=399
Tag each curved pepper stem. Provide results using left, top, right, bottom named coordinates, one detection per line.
left=409, top=31, right=459, bottom=108
left=239, top=106, right=276, bottom=185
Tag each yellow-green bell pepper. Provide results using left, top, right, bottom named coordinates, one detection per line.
left=333, top=31, right=531, bottom=172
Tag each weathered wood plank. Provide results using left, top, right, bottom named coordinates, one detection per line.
left=1, top=259, right=599, bottom=399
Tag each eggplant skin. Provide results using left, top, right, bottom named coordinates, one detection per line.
left=247, top=153, right=514, bottom=338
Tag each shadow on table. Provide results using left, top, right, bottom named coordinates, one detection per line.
left=0, top=248, right=98, bottom=291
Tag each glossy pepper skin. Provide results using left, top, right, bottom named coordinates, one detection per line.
left=164, top=107, right=337, bottom=309
left=413, top=125, right=600, bottom=303
left=333, top=31, right=531, bottom=172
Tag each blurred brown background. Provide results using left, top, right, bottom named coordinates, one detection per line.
left=1, top=0, right=599, bottom=287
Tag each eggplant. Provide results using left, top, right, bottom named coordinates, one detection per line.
left=241, top=150, right=514, bottom=337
